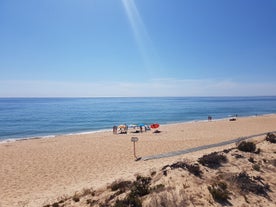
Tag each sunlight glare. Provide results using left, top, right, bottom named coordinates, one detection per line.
left=121, top=0, right=157, bottom=72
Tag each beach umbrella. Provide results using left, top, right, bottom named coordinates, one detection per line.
left=117, top=124, right=128, bottom=134
left=128, top=124, right=137, bottom=129
left=118, top=125, right=127, bottom=129
left=150, top=123, right=159, bottom=129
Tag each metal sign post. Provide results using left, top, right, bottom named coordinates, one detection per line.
left=131, top=137, right=139, bottom=159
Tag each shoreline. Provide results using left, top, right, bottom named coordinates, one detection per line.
left=1, top=114, right=276, bottom=207
left=1, top=113, right=274, bottom=144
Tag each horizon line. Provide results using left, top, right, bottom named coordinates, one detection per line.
left=0, top=95, right=276, bottom=99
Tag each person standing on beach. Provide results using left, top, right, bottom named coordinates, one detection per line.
left=140, top=126, right=143, bottom=133
left=113, top=126, right=117, bottom=134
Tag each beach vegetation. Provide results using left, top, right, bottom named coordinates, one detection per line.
left=233, top=153, right=244, bottom=159
left=169, top=161, right=202, bottom=177
left=248, top=157, right=255, bottom=163
left=72, top=193, right=80, bottom=202
left=272, top=159, right=276, bottom=167
left=253, top=163, right=261, bottom=171
left=81, top=187, right=95, bottom=197
left=255, top=148, right=261, bottom=154
left=43, top=200, right=67, bottom=207
left=208, top=181, right=231, bottom=203
left=150, top=171, right=156, bottom=177
left=99, top=202, right=110, bottom=207
left=231, top=172, right=270, bottom=197
left=110, top=180, right=132, bottom=193
left=162, top=170, right=168, bottom=176
left=113, top=194, right=142, bottom=207
left=198, top=152, right=228, bottom=168
left=86, top=199, right=97, bottom=206
left=237, top=141, right=256, bottom=152
left=52, top=203, right=60, bottom=207
left=42, top=138, right=275, bottom=207
left=223, top=148, right=233, bottom=153
left=131, top=175, right=152, bottom=197
left=266, top=133, right=276, bottom=143
left=150, top=184, right=165, bottom=193
left=243, top=194, right=250, bottom=203
left=111, top=175, right=151, bottom=207
left=186, top=163, right=202, bottom=177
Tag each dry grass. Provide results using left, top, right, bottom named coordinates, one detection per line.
left=43, top=137, right=276, bottom=207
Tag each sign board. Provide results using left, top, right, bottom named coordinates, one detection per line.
left=131, top=137, right=139, bottom=142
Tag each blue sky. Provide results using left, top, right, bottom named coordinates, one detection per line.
left=0, top=0, right=275, bottom=97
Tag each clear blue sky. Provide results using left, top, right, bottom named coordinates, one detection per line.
left=0, top=0, right=275, bottom=97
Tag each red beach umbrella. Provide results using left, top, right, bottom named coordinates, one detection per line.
left=150, top=123, right=159, bottom=129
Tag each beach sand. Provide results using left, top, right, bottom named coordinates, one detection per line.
left=0, top=115, right=276, bottom=207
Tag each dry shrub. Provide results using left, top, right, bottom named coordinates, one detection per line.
left=131, top=175, right=152, bottom=197
left=266, top=133, right=276, bottom=143
left=150, top=184, right=165, bottom=193
left=253, top=163, right=261, bottom=171
left=208, top=181, right=231, bottom=203
left=113, top=193, right=142, bottom=207
left=112, top=175, right=152, bottom=207
left=110, top=180, right=132, bottom=193
left=232, top=172, right=270, bottom=197
left=198, top=152, right=228, bottom=168
left=169, top=161, right=202, bottom=177
left=237, top=141, right=256, bottom=152
left=248, top=157, right=255, bottom=163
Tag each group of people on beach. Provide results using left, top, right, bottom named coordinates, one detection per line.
left=208, top=114, right=238, bottom=121
left=113, top=124, right=154, bottom=134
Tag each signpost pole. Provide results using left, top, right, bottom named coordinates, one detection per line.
left=133, top=141, right=136, bottom=159
left=131, top=137, right=139, bottom=160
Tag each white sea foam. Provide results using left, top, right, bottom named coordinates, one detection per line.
left=0, top=129, right=113, bottom=144
left=66, top=129, right=111, bottom=136
left=0, top=135, right=56, bottom=144
left=0, top=138, right=17, bottom=144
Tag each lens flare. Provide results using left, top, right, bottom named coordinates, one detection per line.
left=121, top=0, right=157, bottom=72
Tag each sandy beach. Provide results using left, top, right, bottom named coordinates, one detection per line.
left=1, top=115, right=276, bottom=207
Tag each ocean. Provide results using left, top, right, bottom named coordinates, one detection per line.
left=0, top=96, right=276, bottom=142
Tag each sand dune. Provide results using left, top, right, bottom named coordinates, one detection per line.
left=0, top=115, right=276, bottom=207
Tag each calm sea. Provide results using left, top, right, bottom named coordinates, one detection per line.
left=0, top=97, right=276, bottom=141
